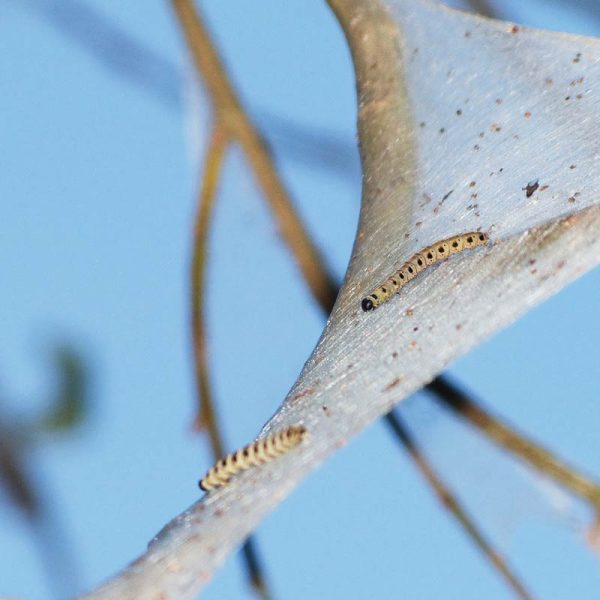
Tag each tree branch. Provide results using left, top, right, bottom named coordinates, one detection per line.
left=190, top=124, right=229, bottom=446
left=427, top=377, right=600, bottom=511
left=171, top=0, right=338, bottom=312
left=385, top=410, right=534, bottom=600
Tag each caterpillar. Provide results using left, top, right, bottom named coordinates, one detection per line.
left=199, top=425, right=308, bottom=491
left=361, top=232, right=489, bottom=312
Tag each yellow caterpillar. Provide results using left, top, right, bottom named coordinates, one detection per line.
left=199, top=425, right=308, bottom=491
left=361, top=232, right=489, bottom=312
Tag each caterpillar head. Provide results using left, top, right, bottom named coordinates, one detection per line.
left=361, top=297, right=376, bottom=311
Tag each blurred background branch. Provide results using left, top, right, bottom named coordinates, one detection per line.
left=385, top=409, right=534, bottom=600
left=22, top=0, right=181, bottom=110
left=427, top=377, right=600, bottom=513
left=0, top=343, right=89, bottom=598
left=171, top=0, right=339, bottom=311
left=39, top=345, right=89, bottom=433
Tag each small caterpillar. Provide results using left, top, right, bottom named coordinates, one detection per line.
left=199, top=425, right=308, bottom=491
left=361, top=232, right=489, bottom=312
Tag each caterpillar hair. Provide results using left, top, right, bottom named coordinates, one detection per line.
left=361, top=232, right=489, bottom=311
left=199, top=425, right=308, bottom=491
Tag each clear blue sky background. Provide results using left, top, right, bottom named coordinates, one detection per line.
left=1, top=1, right=600, bottom=599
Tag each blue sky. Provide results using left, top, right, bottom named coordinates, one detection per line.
left=1, top=1, right=600, bottom=599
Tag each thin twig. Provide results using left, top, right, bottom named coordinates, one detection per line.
left=242, top=538, right=273, bottom=600
left=171, top=0, right=338, bottom=313
left=427, top=376, right=600, bottom=512
left=190, top=124, right=272, bottom=599
left=190, top=124, right=228, bottom=444
left=384, top=410, right=534, bottom=600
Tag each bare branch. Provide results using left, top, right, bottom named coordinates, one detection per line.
left=171, top=0, right=338, bottom=312
left=385, top=410, right=534, bottom=600
left=427, top=376, right=600, bottom=511
left=241, top=537, right=274, bottom=600
left=190, top=124, right=229, bottom=445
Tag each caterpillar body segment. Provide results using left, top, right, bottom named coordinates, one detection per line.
left=422, top=247, right=437, bottom=266
left=361, top=232, right=489, bottom=312
left=432, top=240, right=451, bottom=260
left=199, top=425, right=308, bottom=491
